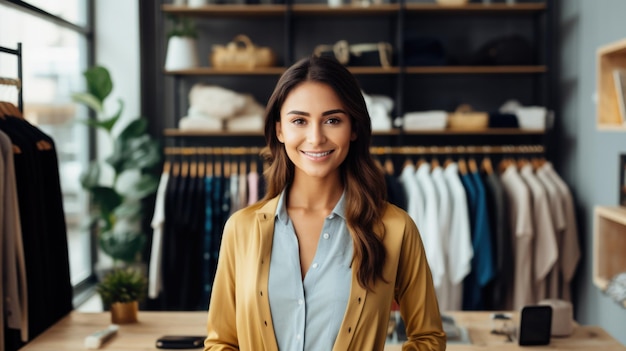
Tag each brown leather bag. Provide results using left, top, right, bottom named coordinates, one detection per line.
left=211, top=35, right=277, bottom=69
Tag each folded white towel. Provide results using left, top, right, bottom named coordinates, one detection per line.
left=226, top=113, right=264, bottom=132
left=516, top=106, right=546, bottom=130
left=189, top=84, right=247, bottom=120
left=179, top=116, right=224, bottom=130
left=499, top=99, right=546, bottom=130
left=403, top=110, right=448, bottom=130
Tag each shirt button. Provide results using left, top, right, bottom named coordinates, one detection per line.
left=312, top=263, right=319, bottom=269
left=296, top=334, right=301, bottom=340
left=298, top=299, right=303, bottom=305
left=323, top=233, right=330, bottom=239
left=328, top=214, right=334, bottom=219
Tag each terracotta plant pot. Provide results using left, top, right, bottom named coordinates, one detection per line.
left=110, top=301, right=139, bottom=324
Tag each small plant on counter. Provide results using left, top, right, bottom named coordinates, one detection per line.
left=97, top=267, right=147, bottom=306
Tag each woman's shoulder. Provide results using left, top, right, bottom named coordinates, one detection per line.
left=381, top=201, right=413, bottom=224
left=226, top=198, right=278, bottom=226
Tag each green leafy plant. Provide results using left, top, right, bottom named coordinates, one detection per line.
left=96, top=267, right=147, bottom=305
left=72, top=66, right=161, bottom=265
left=167, top=14, right=197, bottom=39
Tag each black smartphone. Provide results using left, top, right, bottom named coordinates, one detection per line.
left=518, top=305, right=552, bottom=346
left=155, top=335, right=205, bottom=349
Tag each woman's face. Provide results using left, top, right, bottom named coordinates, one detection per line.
left=277, top=81, right=356, bottom=182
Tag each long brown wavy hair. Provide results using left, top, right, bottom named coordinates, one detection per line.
left=261, top=55, right=388, bottom=290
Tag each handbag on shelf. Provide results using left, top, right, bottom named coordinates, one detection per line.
left=447, top=104, right=489, bottom=130
left=313, top=40, right=393, bottom=68
left=210, top=34, right=277, bottom=69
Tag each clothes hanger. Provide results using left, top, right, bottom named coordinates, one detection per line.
left=163, top=153, right=171, bottom=175
left=402, top=155, right=413, bottom=169
left=250, top=158, right=258, bottom=174
left=0, top=101, right=22, bottom=119
left=172, top=156, right=181, bottom=177
left=190, top=151, right=198, bottom=179
left=198, top=151, right=206, bottom=179
left=181, top=155, right=190, bottom=178
left=457, top=157, right=468, bottom=175
left=431, top=155, right=440, bottom=169
left=468, top=157, right=478, bottom=174
left=206, top=150, right=213, bottom=178
left=415, top=155, right=427, bottom=169
left=384, top=154, right=395, bottom=175
left=481, top=156, right=494, bottom=175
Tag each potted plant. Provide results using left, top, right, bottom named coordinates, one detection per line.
left=72, top=66, right=161, bottom=270
left=97, top=267, right=147, bottom=324
left=164, top=15, right=199, bottom=70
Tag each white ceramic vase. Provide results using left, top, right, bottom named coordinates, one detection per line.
left=165, top=36, right=199, bottom=70
left=187, top=0, right=207, bottom=7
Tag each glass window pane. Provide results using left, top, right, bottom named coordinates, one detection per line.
left=23, top=0, right=89, bottom=27
left=0, top=4, right=92, bottom=286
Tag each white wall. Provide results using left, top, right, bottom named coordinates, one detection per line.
left=558, top=0, right=626, bottom=345
left=95, top=0, right=140, bottom=156
left=94, top=0, right=140, bottom=268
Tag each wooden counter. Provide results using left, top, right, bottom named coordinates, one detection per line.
left=18, top=311, right=625, bottom=350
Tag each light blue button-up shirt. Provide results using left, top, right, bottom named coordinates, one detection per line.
left=268, top=189, right=353, bottom=351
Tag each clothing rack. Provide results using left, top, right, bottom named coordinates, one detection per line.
left=0, top=43, right=23, bottom=112
left=370, top=145, right=544, bottom=155
left=164, top=145, right=544, bottom=157
left=164, top=146, right=262, bottom=156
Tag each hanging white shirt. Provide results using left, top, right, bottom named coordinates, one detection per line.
left=443, top=162, right=473, bottom=311
left=399, top=164, right=425, bottom=233
left=148, top=172, right=170, bottom=299
left=416, top=163, right=445, bottom=289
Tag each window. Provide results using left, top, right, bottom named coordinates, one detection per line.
left=0, top=1, right=93, bottom=289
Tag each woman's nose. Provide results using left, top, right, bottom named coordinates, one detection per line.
left=307, top=124, right=326, bottom=145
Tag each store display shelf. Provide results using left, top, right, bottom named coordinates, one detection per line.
left=593, top=206, right=626, bottom=290
left=405, top=66, right=546, bottom=74
left=164, top=66, right=545, bottom=76
left=162, top=4, right=286, bottom=16
left=163, top=128, right=543, bottom=137
left=162, top=3, right=545, bottom=17
left=596, top=38, right=626, bottom=130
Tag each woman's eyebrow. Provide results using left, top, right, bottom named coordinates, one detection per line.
left=285, top=109, right=346, bottom=116
left=286, top=110, right=309, bottom=116
left=322, top=109, right=347, bottom=116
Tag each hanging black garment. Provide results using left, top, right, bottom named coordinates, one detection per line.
left=0, top=116, right=72, bottom=350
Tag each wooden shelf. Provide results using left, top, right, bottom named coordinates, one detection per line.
left=593, top=206, right=626, bottom=290
left=292, top=3, right=400, bottom=15
left=164, top=67, right=286, bottom=75
left=164, top=128, right=543, bottom=137
left=162, top=4, right=286, bottom=16
left=162, top=3, right=545, bottom=16
left=596, top=38, right=626, bottom=130
left=405, top=66, right=546, bottom=74
left=403, top=128, right=544, bottom=135
left=404, top=3, right=546, bottom=13
left=164, top=129, right=263, bottom=137
left=164, top=66, right=545, bottom=76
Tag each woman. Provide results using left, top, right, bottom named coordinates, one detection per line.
left=204, top=55, right=445, bottom=350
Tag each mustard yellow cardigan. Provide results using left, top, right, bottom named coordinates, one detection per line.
left=204, top=195, right=446, bottom=351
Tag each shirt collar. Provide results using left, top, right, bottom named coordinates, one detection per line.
left=275, top=188, right=347, bottom=224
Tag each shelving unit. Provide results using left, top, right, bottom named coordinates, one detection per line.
left=158, top=0, right=553, bottom=150
left=596, top=38, right=626, bottom=131
left=593, top=206, right=626, bottom=291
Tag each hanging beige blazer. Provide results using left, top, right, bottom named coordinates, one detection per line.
left=204, top=195, right=446, bottom=351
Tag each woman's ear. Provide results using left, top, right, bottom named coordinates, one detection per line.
left=351, top=130, right=357, bottom=141
left=276, top=121, right=284, bottom=143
